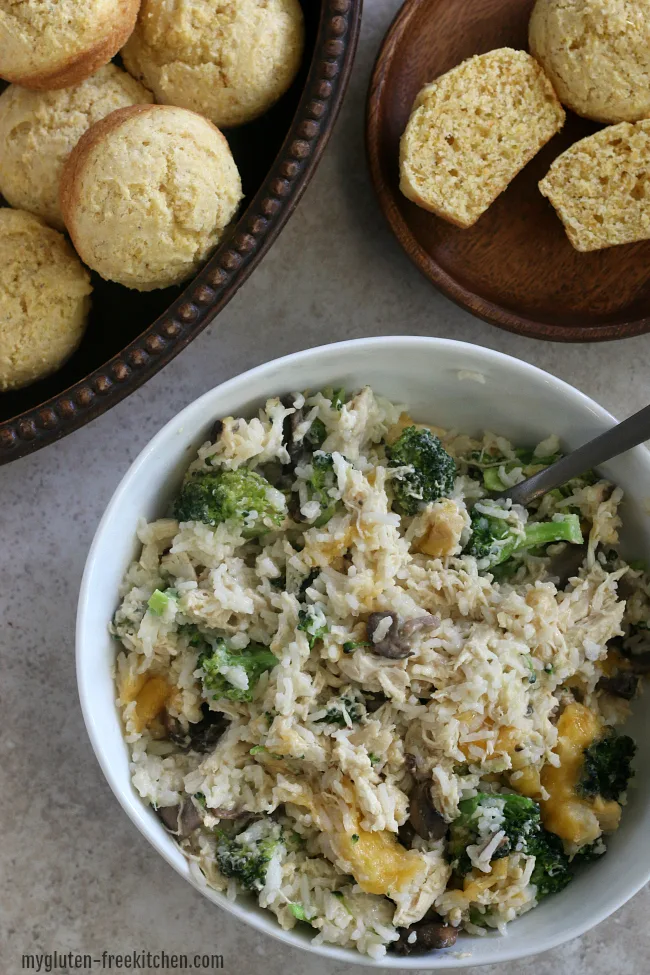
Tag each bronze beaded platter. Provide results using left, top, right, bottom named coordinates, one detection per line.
left=0, top=0, right=363, bottom=465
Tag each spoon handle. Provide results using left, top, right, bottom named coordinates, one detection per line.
left=500, top=404, right=650, bottom=507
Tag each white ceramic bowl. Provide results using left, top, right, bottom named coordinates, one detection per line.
left=77, top=337, right=650, bottom=968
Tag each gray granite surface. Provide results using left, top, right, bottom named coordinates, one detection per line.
left=2, top=2, right=649, bottom=973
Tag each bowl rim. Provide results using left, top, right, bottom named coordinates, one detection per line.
left=76, top=335, right=650, bottom=968
left=0, top=0, right=363, bottom=467
left=365, top=0, right=650, bottom=345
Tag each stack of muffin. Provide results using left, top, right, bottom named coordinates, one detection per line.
left=0, top=0, right=304, bottom=392
left=399, top=0, right=650, bottom=253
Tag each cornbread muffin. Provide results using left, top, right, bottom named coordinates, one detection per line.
left=122, top=0, right=304, bottom=128
left=530, top=0, right=650, bottom=123
left=399, top=49, right=565, bottom=229
left=60, top=105, right=243, bottom=291
left=0, top=66, right=153, bottom=231
left=539, top=120, right=650, bottom=252
left=0, top=0, right=140, bottom=90
left=0, top=210, right=92, bottom=391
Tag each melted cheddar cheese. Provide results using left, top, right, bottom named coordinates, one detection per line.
left=385, top=412, right=446, bottom=445
left=463, top=857, right=509, bottom=900
left=304, top=525, right=356, bottom=568
left=281, top=780, right=424, bottom=897
left=386, top=412, right=415, bottom=444
left=513, top=765, right=543, bottom=800
left=601, top=648, right=631, bottom=677
left=540, top=702, right=621, bottom=846
left=459, top=720, right=523, bottom=765
left=118, top=669, right=148, bottom=705
left=336, top=829, right=422, bottom=896
left=413, top=499, right=466, bottom=558
left=132, top=676, right=171, bottom=733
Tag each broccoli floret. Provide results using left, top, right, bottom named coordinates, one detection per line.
left=289, top=903, right=313, bottom=922
left=174, top=468, right=286, bottom=537
left=215, top=819, right=283, bottom=891
left=468, top=907, right=491, bottom=928
left=465, top=447, right=512, bottom=471
left=465, top=510, right=583, bottom=570
left=147, top=588, right=178, bottom=616
left=466, top=446, right=555, bottom=471
left=464, top=448, right=597, bottom=498
left=481, top=450, right=563, bottom=493
left=178, top=622, right=204, bottom=647
left=551, top=470, right=598, bottom=500
left=573, top=838, right=607, bottom=863
left=528, top=829, right=573, bottom=897
left=301, top=452, right=340, bottom=527
left=578, top=732, right=636, bottom=802
left=387, top=426, right=456, bottom=515
left=481, top=467, right=512, bottom=493
left=297, top=605, right=329, bottom=649
left=521, top=516, right=583, bottom=549
left=490, top=559, right=521, bottom=583
left=523, top=655, right=537, bottom=684
left=304, top=418, right=327, bottom=450
left=198, top=638, right=278, bottom=702
left=316, top=693, right=364, bottom=726
left=465, top=511, right=513, bottom=565
left=322, top=386, right=346, bottom=410
left=342, top=639, right=372, bottom=654
left=449, top=794, right=538, bottom=873
left=448, top=793, right=572, bottom=898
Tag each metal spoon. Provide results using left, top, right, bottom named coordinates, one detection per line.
left=498, top=404, right=650, bottom=507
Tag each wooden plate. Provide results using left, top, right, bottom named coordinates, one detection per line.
left=0, top=0, right=362, bottom=465
left=366, top=0, right=650, bottom=344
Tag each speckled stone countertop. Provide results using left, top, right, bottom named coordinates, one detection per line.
left=2, top=3, right=649, bottom=974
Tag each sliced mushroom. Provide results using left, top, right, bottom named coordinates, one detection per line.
left=179, top=801, right=203, bottom=835
left=392, top=919, right=458, bottom=955
left=210, top=419, right=224, bottom=442
left=547, top=543, right=588, bottom=589
left=258, top=461, right=292, bottom=492
left=155, top=805, right=180, bottom=832
left=408, top=781, right=448, bottom=841
left=280, top=396, right=308, bottom=466
left=287, top=491, right=306, bottom=524
left=366, top=612, right=412, bottom=659
left=164, top=705, right=229, bottom=753
left=364, top=691, right=388, bottom=713
left=398, top=820, right=417, bottom=849
left=598, top=672, right=639, bottom=700
left=163, top=711, right=189, bottom=748
left=298, top=569, right=318, bottom=596
left=155, top=798, right=202, bottom=838
left=616, top=574, right=637, bottom=601
left=210, top=806, right=245, bottom=820
left=401, top=614, right=441, bottom=638
left=189, top=707, right=229, bottom=753
left=404, top=752, right=418, bottom=776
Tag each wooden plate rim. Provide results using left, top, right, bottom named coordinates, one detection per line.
left=0, top=0, right=363, bottom=466
left=365, top=0, right=650, bottom=345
